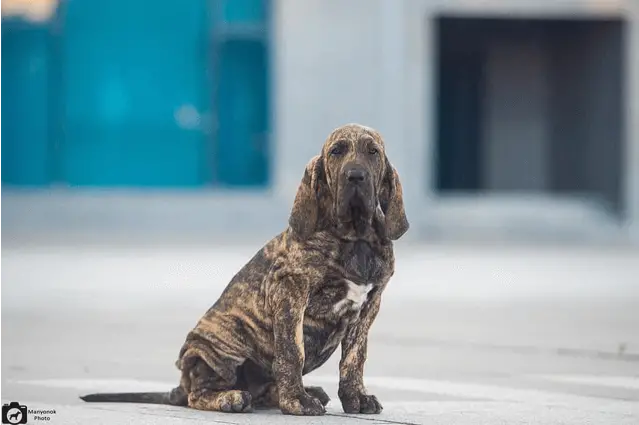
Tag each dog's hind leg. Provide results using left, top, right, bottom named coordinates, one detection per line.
left=250, top=382, right=279, bottom=409
left=186, top=358, right=253, bottom=413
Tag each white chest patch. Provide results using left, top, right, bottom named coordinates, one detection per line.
left=333, top=280, right=373, bottom=313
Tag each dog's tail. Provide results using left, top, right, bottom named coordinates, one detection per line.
left=80, top=386, right=187, bottom=406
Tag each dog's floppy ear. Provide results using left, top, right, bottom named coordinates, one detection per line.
left=379, top=156, right=409, bottom=240
left=289, top=155, right=325, bottom=239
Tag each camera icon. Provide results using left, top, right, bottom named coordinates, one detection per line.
left=2, top=402, right=27, bottom=424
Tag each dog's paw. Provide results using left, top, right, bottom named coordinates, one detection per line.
left=338, top=391, right=383, bottom=414
left=280, top=392, right=326, bottom=416
left=304, top=386, right=331, bottom=406
left=188, top=389, right=253, bottom=413
left=219, top=390, right=253, bottom=413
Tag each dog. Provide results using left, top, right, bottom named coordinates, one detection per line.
left=8, top=411, right=21, bottom=422
left=80, top=123, right=409, bottom=416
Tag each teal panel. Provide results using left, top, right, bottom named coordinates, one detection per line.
left=1, top=19, right=51, bottom=186
left=214, top=38, right=269, bottom=187
left=214, top=0, right=266, bottom=23
left=59, top=0, right=210, bottom=187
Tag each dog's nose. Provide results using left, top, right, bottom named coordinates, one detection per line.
left=346, top=166, right=367, bottom=183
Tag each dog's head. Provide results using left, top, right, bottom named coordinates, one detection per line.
left=289, top=123, right=409, bottom=241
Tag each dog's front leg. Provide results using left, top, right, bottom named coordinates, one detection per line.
left=270, top=278, right=325, bottom=416
left=338, top=294, right=383, bottom=414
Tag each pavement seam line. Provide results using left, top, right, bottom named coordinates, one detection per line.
left=325, top=413, right=422, bottom=425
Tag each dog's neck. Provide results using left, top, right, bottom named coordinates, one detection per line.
left=333, top=210, right=388, bottom=244
left=334, top=220, right=372, bottom=241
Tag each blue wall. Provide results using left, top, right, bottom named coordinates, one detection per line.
left=1, top=0, right=270, bottom=188
left=1, top=19, right=51, bottom=186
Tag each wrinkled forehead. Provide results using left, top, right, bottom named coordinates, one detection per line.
left=322, top=124, right=384, bottom=152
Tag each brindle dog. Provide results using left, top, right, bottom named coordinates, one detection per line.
left=80, top=123, right=409, bottom=416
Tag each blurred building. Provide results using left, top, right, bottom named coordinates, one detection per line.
left=2, top=0, right=638, bottom=244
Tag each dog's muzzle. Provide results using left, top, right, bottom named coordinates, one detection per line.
left=339, top=164, right=375, bottom=221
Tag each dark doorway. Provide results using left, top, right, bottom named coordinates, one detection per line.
left=434, top=16, right=625, bottom=214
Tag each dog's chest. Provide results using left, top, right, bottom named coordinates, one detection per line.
left=332, top=280, right=373, bottom=315
left=302, top=279, right=374, bottom=374
left=301, top=241, right=390, bottom=373
left=340, top=240, right=385, bottom=283
left=326, top=240, right=386, bottom=316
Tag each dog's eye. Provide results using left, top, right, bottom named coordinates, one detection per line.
left=368, top=147, right=379, bottom=155
left=330, top=145, right=345, bottom=156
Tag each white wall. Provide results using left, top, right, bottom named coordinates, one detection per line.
left=272, top=0, right=420, bottom=239
left=273, top=0, right=388, bottom=202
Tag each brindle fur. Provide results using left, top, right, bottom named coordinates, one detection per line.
left=80, top=123, right=409, bottom=416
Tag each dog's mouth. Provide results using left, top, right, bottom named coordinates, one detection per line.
left=347, top=202, right=367, bottom=222
left=337, top=187, right=375, bottom=224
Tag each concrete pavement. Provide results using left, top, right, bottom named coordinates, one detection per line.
left=2, top=242, right=639, bottom=424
